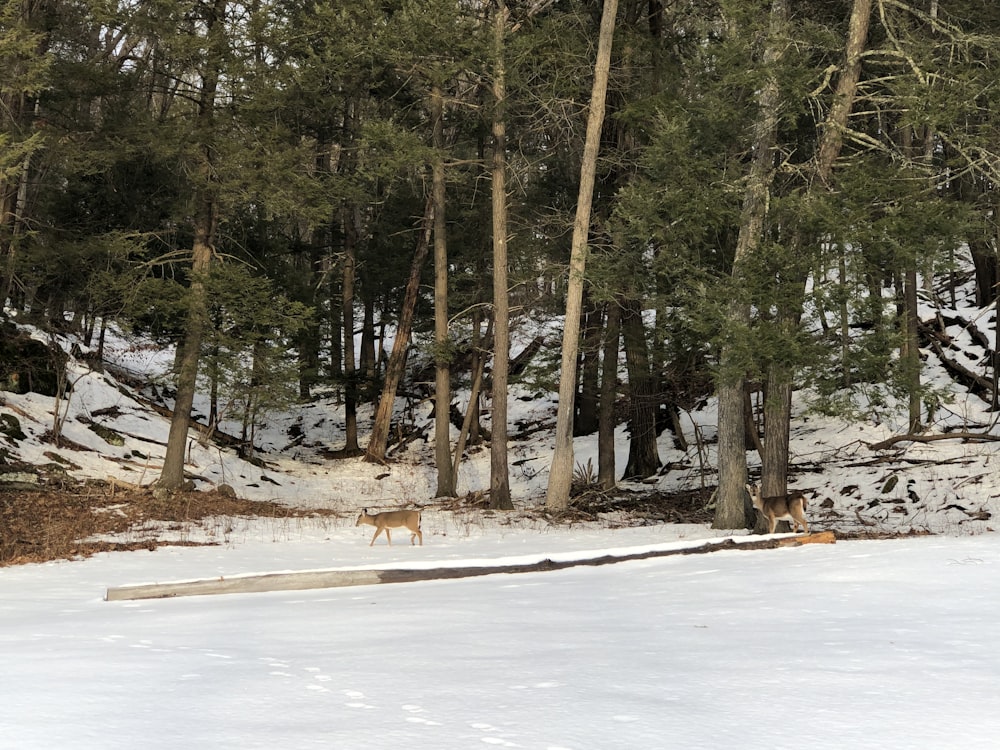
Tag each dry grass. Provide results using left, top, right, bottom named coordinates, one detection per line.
left=0, top=481, right=339, bottom=566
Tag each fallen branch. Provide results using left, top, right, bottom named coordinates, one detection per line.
left=854, top=508, right=877, bottom=527
left=105, top=532, right=836, bottom=601
left=920, top=320, right=994, bottom=400
left=867, top=431, right=1000, bottom=451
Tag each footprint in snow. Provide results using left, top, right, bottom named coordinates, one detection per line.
left=342, top=688, right=374, bottom=709
left=402, top=704, right=442, bottom=726
left=480, top=737, right=518, bottom=747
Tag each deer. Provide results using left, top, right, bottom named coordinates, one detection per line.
left=746, top=484, right=809, bottom=535
left=355, top=508, right=423, bottom=546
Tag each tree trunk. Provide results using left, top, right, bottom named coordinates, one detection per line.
left=597, top=300, right=620, bottom=490
left=994, top=277, right=1000, bottom=411
left=431, top=84, right=455, bottom=497
left=365, top=196, right=434, bottom=464
left=298, top=138, right=332, bottom=402
left=760, top=376, right=791, bottom=489
left=813, top=0, right=874, bottom=188
left=453, top=316, right=493, bottom=482
left=342, top=202, right=360, bottom=453
left=158, top=0, right=227, bottom=490
left=757, top=0, right=873, bottom=505
left=993, top=196, right=1000, bottom=410
left=360, top=295, right=377, bottom=390
left=324, top=252, right=342, bottom=386
left=621, top=296, right=661, bottom=479
left=159, top=205, right=215, bottom=488
left=546, top=0, right=618, bottom=510
left=468, top=302, right=485, bottom=445
left=969, top=237, right=997, bottom=307
left=575, top=296, right=602, bottom=436
left=714, top=0, right=788, bottom=529
left=489, top=0, right=513, bottom=510
left=903, top=266, right=922, bottom=432
left=207, top=341, right=220, bottom=434
left=338, top=95, right=361, bottom=449
left=296, top=324, right=320, bottom=401
left=2, top=99, right=41, bottom=311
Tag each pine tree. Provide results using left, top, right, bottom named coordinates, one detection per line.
left=0, top=0, right=50, bottom=307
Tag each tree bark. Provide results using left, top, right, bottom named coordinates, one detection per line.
left=621, top=296, right=661, bottom=479
left=993, top=196, right=1000, bottom=410
left=339, top=97, right=361, bottom=451
left=431, top=84, right=455, bottom=497
left=158, top=0, right=227, bottom=490
left=453, top=317, right=493, bottom=483
left=467, top=301, right=485, bottom=445
left=815, top=0, right=873, bottom=189
left=903, top=266, right=922, bottom=432
left=360, top=296, right=376, bottom=387
left=489, top=0, right=513, bottom=510
left=575, top=296, right=602, bottom=435
left=298, top=137, right=333, bottom=402
left=160, top=205, right=216, bottom=488
left=342, top=201, right=360, bottom=453
left=968, top=237, right=997, bottom=308
left=597, top=299, right=620, bottom=490
left=760, top=375, right=792, bottom=499
left=546, top=0, right=618, bottom=510
left=365, top=196, right=434, bottom=463
left=324, top=252, right=342, bottom=386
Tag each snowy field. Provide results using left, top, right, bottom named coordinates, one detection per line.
left=4, top=272, right=1000, bottom=748
left=2, top=522, right=999, bottom=750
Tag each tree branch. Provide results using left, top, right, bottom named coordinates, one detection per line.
left=868, top=431, right=1000, bottom=451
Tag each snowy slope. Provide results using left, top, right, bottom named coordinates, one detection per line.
left=3, top=261, right=1000, bottom=748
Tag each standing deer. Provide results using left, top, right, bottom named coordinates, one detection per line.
left=746, top=484, right=809, bottom=535
left=355, top=508, right=423, bottom=546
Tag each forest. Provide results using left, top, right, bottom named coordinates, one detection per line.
left=3, top=0, right=1000, bottom=530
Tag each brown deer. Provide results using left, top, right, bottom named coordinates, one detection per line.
left=355, top=509, right=423, bottom=546
left=746, top=484, right=809, bottom=535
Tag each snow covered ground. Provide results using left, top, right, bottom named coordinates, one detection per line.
left=2, top=523, right=998, bottom=749
left=3, top=267, right=1000, bottom=747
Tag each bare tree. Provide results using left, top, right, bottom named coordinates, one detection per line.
left=546, top=0, right=619, bottom=510
left=489, top=0, right=514, bottom=510
left=366, top=197, right=435, bottom=463
left=431, top=84, right=456, bottom=497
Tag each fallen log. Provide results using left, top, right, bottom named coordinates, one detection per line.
left=777, top=530, right=836, bottom=546
left=867, top=431, right=1000, bottom=451
left=920, top=321, right=993, bottom=400
left=105, top=531, right=836, bottom=602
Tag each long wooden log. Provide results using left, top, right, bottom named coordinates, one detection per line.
left=105, top=532, right=836, bottom=602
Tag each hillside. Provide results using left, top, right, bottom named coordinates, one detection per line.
left=2, top=267, right=999, bottom=566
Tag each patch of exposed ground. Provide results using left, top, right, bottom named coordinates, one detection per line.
left=0, top=480, right=340, bottom=566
